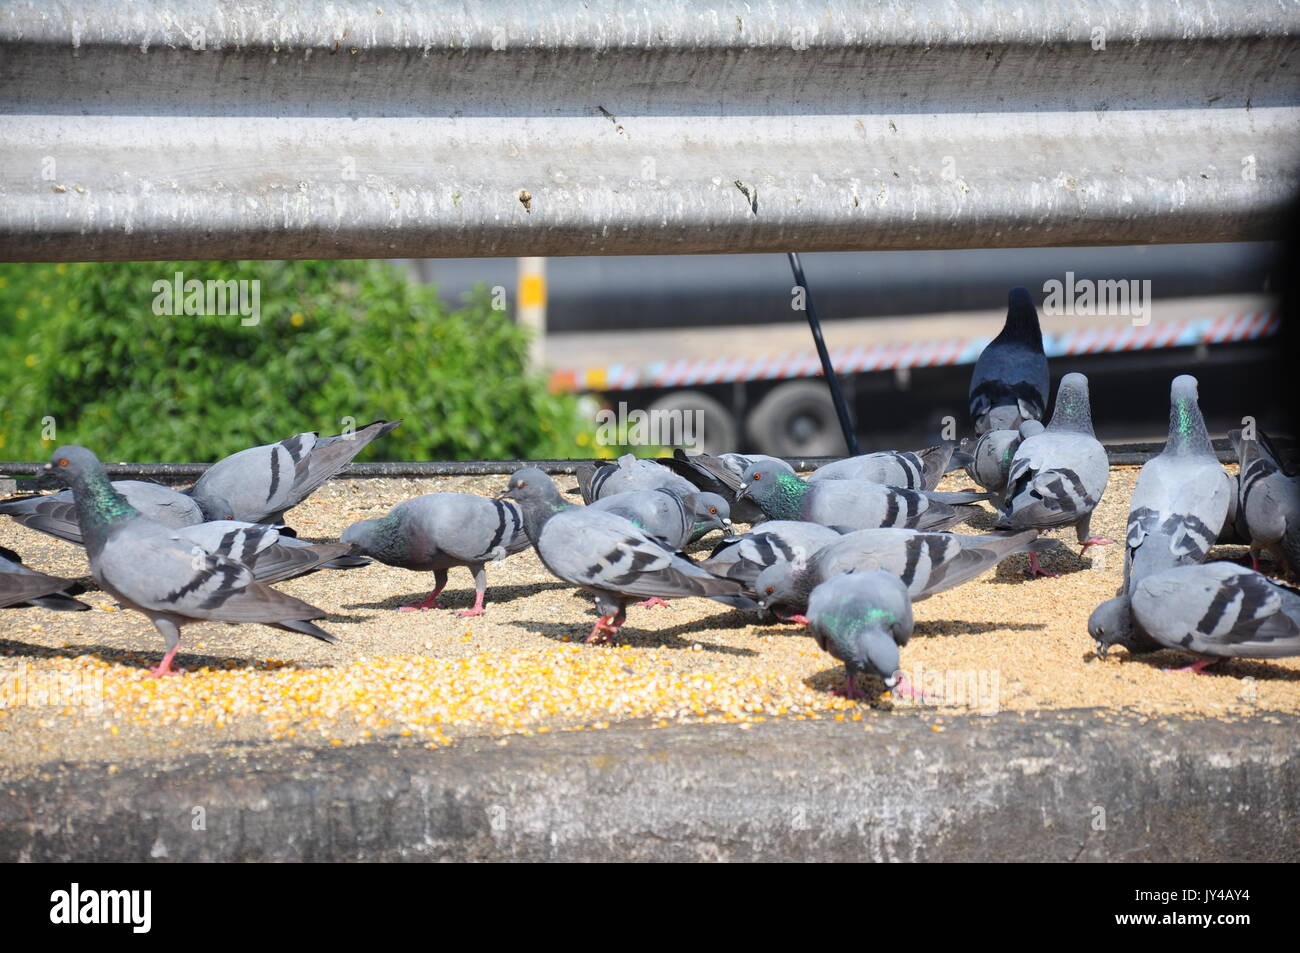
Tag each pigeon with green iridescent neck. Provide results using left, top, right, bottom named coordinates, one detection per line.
left=1229, top=425, right=1300, bottom=576
left=1090, top=562, right=1300, bottom=673
left=735, top=458, right=987, bottom=533
left=803, top=571, right=914, bottom=700
left=807, top=443, right=968, bottom=491
left=969, top=286, right=1050, bottom=434
left=1123, top=376, right=1232, bottom=593
left=0, top=481, right=227, bottom=545
left=501, top=467, right=755, bottom=643
left=341, top=492, right=530, bottom=616
left=575, top=453, right=697, bottom=504
left=700, top=521, right=843, bottom=591
left=753, top=527, right=1055, bottom=617
left=0, top=546, right=89, bottom=611
left=653, top=451, right=779, bottom=523
left=43, top=445, right=337, bottom=677
left=996, top=373, right=1111, bottom=575
left=188, top=419, right=401, bottom=524
left=589, top=488, right=731, bottom=551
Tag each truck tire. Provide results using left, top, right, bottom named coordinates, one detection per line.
left=746, top=380, right=848, bottom=456
left=647, top=391, right=738, bottom=454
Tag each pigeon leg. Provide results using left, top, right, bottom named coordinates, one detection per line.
left=455, top=565, right=488, bottom=617
left=585, top=607, right=627, bottom=644
left=835, top=672, right=863, bottom=700
left=635, top=597, right=670, bottom=609
left=401, top=569, right=449, bottom=611
left=891, top=672, right=922, bottom=701
left=1027, top=551, right=1059, bottom=578
left=1079, top=536, right=1115, bottom=556
left=149, top=617, right=184, bottom=677
left=1167, top=658, right=1220, bottom=675
left=783, top=613, right=810, bottom=626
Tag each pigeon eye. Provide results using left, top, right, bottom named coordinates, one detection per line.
left=518, top=481, right=527, bottom=488
left=58, top=458, right=68, bottom=467
left=709, top=507, right=717, bottom=514
left=753, top=473, right=762, bottom=481
left=765, top=586, right=774, bottom=594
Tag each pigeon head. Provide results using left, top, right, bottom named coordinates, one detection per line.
left=753, top=562, right=803, bottom=615
left=1088, top=595, right=1138, bottom=656
left=43, top=445, right=106, bottom=486
left=736, top=458, right=805, bottom=518
left=191, top=493, right=236, bottom=522
left=499, top=467, right=564, bottom=506
left=1017, top=419, right=1045, bottom=439
left=1166, top=375, right=1212, bottom=455
left=340, top=518, right=378, bottom=551
left=1002, top=286, right=1043, bottom=340
left=685, top=492, right=732, bottom=536
left=1046, top=373, right=1094, bottom=436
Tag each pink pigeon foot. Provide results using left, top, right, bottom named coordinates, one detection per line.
left=455, top=592, right=486, bottom=617
left=891, top=672, right=922, bottom=701
left=1251, top=552, right=1263, bottom=573
left=635, top=597, right=669, bottom=609
left=585, top=614, right=622, bottom=644
left=399, top=587, right=446, bottom=611
left=150, top=644, right=183, bottom=678
left=1079, top=536, right=1115, bottom=556
left=1027, top=551, right=1059, bottom=578
left=1167, top=658, right=1219, bottom=675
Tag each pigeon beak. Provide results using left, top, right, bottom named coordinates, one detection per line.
left=1094, top=641, right=1109, bottom=658
left=735, top=483, right=750, bottom=500
left=41, top=461, right=53, bottom=473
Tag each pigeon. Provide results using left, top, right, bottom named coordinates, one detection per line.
left=1123, top=375, right=1232, bottom=593
left=575, top=453, right=697, bottom=504
left=0, top=546, right=89, bottom=611
left=1090, top=562, right=1300, bottom=673
left=753, top=527, right=1052, bottom=617
left=188, top=419, right=401, bottom=524
left=0, top=481, right=229, bottom=545
left=1230, top=426, right=1300, bottom=575
left=500, top=467, right=755, bottom=642
left=803, top=570, right=914, bottom=699
left=961, top=428, right=1027, bottom=495
left=589, top=488, right=732, bottom=551
left=807, top=444, right=968, bottom=491
left=173, top=521, right=364, bottom=586
left=652, top=451, right=777, bottom=523
left=735, top=457, right=988, bottom=532
left=700, top=521, right=842, bottom=590
left=43, top=445, right=337, bottom=676
left=969, top=286, right=1050, bottom=434
left=996, top=373, right=1110, bottom=575
left=341, top=492, right=530, bottom=616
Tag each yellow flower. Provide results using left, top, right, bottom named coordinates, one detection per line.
left=290, top=312, right=304, bottom=327
left=24, top=354, right=36, bottom=367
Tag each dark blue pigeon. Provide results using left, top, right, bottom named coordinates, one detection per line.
left=969, top=287, right=1049, bottom=435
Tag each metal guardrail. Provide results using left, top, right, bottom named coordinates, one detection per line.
left=1, top=1, right=1298, bottom=261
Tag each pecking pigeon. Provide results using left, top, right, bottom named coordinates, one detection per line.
left=188, top=419, right=401, bottom=524
left=996, top=373, right=1110, bottom=575
left=1090, top=562, right=1300, bottom=673
left=0, top=545, right=89, bottom=611
left=700, top=521, right=842, bottom=590
left=969, top=287, right=1050, bottom=434
left=342, top=492, right=530, bottom=616
left=500, top=467, right=755, bottom=642
left=575, top=453, right=696, bottom=504
left=653, top=451, right=777, bottom=524
left=1230, top=426, right=1300, bottom=576
left=753, top=527, right=1052, bottom=617
left=803, top=570, right=914, bottom=699
left=807, top=443, right=968, bottom=491
left=735, top=458, right=988, bottom=532
left=589, top=488, right=732, bottom=551
left=1123, top=375, right=1232, bottom=593
left=43, top=445, right=337, bottom=676
left=0, top=481, right=228, bottom=545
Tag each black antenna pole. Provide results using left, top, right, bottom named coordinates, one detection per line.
left=787, top=252, right=860, bottom=455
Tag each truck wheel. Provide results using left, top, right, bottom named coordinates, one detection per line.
left=647, top=391, right=738, bottom=454
left=746, top=380, right=848, bottom=456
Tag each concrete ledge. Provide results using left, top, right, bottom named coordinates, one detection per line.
left=3, top=711, right=1296, bottom=861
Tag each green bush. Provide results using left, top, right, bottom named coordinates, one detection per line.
left=0, top=259, right=593, bottom=462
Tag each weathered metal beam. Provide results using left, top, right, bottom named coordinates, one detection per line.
left=1, top=1, right=1298, bottom=261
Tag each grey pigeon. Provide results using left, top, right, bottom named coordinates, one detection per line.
left=753, top=527, right=1052, bottom=617
left=174, top=521, right=363, bottom=586
left=996, top=373, right=1110, bottom=575
left=1090, top=562, right=1300, bottom=673
left=735, top=458, right=988, bottom=533
left=700, top=521, right=842, bottom=590
left=653, top=451, right=777, bottom=523
left=969, top=287, right=1050, bottom=434
left=0, top=481, right=228, bottom=545
left=342, top=492, right=530, bottom=616
left=575, top=453, right=697, bottom=504
left=0, top=545, right=89, bottom=611
left=961, top=429, right=1024, bottom=495
left=589, top=489, right=731, bottom=551
left=1123, top=375, right=1232, bottom=593
left=1230, top=426, right=1300, bottom=575
left=500, top=467, right=755, bottom=642
left=44, top=445, right=336, bottom=676
left=804, top=570, right=914, bottom=699
left=188, top=419, right=401, bottom=524
left=808, top=443, right=967, bottom=491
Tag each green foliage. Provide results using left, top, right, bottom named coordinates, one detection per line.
left=0, top=259, right=591, bottom=462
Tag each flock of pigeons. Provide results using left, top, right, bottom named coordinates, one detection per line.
left=3, top=288, right=1299, bottom=695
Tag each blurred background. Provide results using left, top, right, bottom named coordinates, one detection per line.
left=0, top=240, right=1288, bottom=463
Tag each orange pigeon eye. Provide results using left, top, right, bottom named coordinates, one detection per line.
left=58, top=458, right=69, bottom=467
left=753, top=473, right=762, bottom=480
left=765, top=586, right=774, bottom=594
left=709, top=507, right=717, bottom=514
